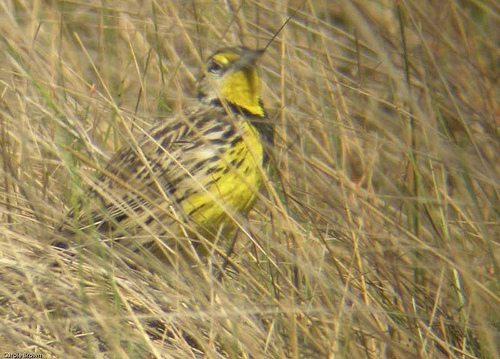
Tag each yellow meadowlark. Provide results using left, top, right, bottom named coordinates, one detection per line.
left=60, top=47, right=272, bottom=259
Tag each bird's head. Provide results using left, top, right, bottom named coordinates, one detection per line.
left=197, top=47, right=265, bottom=117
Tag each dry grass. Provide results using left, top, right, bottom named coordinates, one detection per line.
left=0, top=0, right=498, bottom=358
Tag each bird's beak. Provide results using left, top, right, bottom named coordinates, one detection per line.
left=235, top=49, right=265, bottom=70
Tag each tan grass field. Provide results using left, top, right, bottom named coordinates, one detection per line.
left=0, top=0, right=498, bottom=358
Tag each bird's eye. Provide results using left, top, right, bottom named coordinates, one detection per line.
left=207, top=60, right=224, bottom=74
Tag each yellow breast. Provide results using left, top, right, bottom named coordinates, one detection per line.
left=180, top=120, right=264, bottom=237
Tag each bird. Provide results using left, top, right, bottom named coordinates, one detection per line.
left=57, top=47, right=272, bottom=262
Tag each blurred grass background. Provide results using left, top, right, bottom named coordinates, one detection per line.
left=0, top=0, right=498, bottom=357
